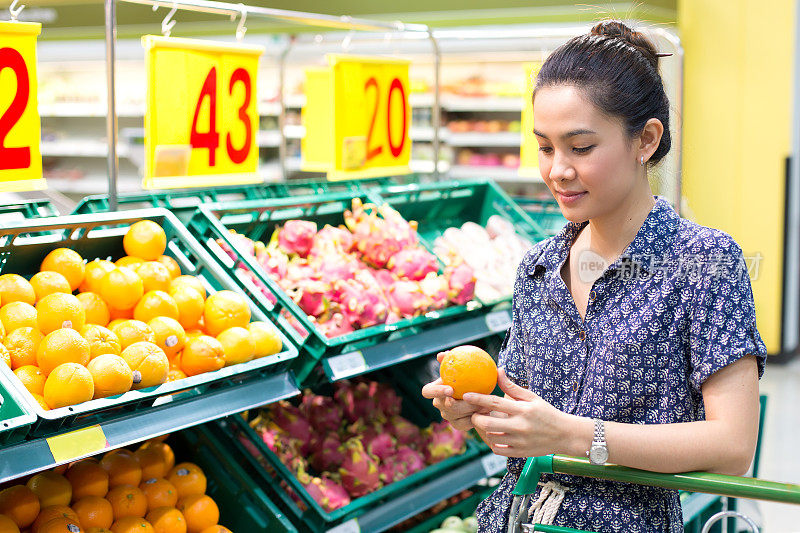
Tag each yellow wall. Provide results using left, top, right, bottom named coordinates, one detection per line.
left=678, top=0, right=795, bottom=353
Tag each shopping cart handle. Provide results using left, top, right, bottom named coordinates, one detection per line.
left=511, top=455, right=800, bottom=505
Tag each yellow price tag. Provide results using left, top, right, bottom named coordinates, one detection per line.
left=46, top=425, right=109, bottom=464
left=142, top=36, right=265, bottom=189
left=302, top=55, right=412, bottom=180
left=0, top=21, right=44, bottom=192
left=519, top=62, right=543, bottom=179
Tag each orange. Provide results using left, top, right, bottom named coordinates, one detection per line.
left=30, top=505, right=80, bottom=533
left=0, top=485, right=40, bottom=528
left=100, top=451, right=141, bottom=489
left=27, top=472, right=72, bottom=507
left=86, top=529, right=113, bottom=533
left=215, top=327, right=254, bottom=366
left=109, top=516, right=154, bottom=533
left=108, top=307, right=133, bottom=322
left=120, top=342, right=168, bottom=390
left=87, top=354, right=133, bottom=399
left=73, top=496, right=113, bottom=529
left=166, top=369, right=186, bottom=382
left=168, top=277, right=206, bottom=300
left=30, top=272, right=72, bottom=302
left=35, top=516, right=83, bottom=533
left=134, top=448, right=170, bottom=481
left=109, top=321, right=155, bottom=351
left=156, top=256, right=180, bottom=279
left=81, top=325, right=122, bottom=360
left=114, top=256, right=144, bottom=269
left=166, top=464, right=206, bottom=498
left=32, top=392, right=50, bottom=410
left=36, top=293, right=86, bottom=335
left=37, top=329, right=90, bottom=376
left=168, top=287, right=204, bottom=331
left=43, top=362, right=94, bottom=409
left=146, top=507, right=185, bottom=533
left=0, top=301, right=38, bottom=332
left=99, top=268, right=143, bottom=313
left=176, top=495, right=217, bottom=533
left=199, top=527, right=231, bottom=533
left=124, top=221, right=167, bottom=262
left=81, top=260, right=116, bottom=294
left=132, top=263, right=171, bottom=294
left=14, top=364, right=46, bottom=395
left=146, top=317, right=185, bottom=359
left=138, top=478, right=178, bottom=510
left=202, top=291, right=249, bottom=336
left=106, top=485, right=147, bottom=520
left=0, top=344, right=9, bottom=367
left=438, top=345, right=498, bottom=399
left=179, top=337, right=224, bottom=377
left=107, top=319, right=128, bottom=330
left=137, top=443, right=174, bottom=474
left=41, top=248, right=86, bottom=292
left=247, top=321, right=282, bottom=359
left=133, top=292, right=178, bottom=324
left=5, top=327, right=44, bottom=369
left=0, top=515, right=19, bottom=533
left=184, top=330, right=203, bottom=340
left=66, top=459, right=109, bottom=500
left=77, top=293, right=110, bottom=327
left=0, top=274, right=35, bottom=306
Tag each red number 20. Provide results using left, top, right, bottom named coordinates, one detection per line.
left=364, top=76, right=407, bottom=162
left=0, top=47, right=31, bottom=171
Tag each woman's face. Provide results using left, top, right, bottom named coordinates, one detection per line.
left=533, top=84, right=642, bottom=223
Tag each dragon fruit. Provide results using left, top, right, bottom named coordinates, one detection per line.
left=254, top=242, right=289, bottom=279
left=419, top=273, right=449, bottom=311
left=422, top=421, right=467, bottom=464
left=281, top=309, right=309, bottom=340
left=387, top=280, right=431, bottom=318
left=310, top=434, right=347, bottom=473
left=365, top=433, right=397, bottom=461
left=385, top=415, right=422, bottom=447
left=235, top=267, right=277, bottom=305
left=375, top=382, right=402, bottom=418
left=300, top=390, right=342, bottom=433
left=316, top=312, right=355, bottom=338
left=334, top=380, right=381, bottom=423
left=344, top=198, right=418, bottom=268
left=338, top=438, right=382, bottom=498
left=312, top=252, right=362, bottom=286
left=332, top=278, right=388, bottom=329
left=396, top=447, right=426, bottom=475
left=269, top=401, right=313, bottom=444
left=387, top=248, right=439, bottom=281
left=296, top=465, right=351, bottom=512
left=276, top=220, right=317, bottom=257
left=289, top=279, right=330, bottom=317
left=378, top=455, right=411, bottom=484
left=309, top=224, right=355, bottom=256
left=445, top=262, right=476, bottom=305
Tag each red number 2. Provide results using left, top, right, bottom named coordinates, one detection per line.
left=0, top=47, right=31, bottom=171
left=364, top=77, right=383, bottom=161
left=190, top=67, right=220, bottom=166
left=226, top=68, right=252, bottom=165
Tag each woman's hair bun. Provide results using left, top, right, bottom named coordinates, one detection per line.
left=591, top=20, right=659, bottom=70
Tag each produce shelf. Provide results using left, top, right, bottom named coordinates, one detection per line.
left=0, top=367, right=37, bottom=446
left=0, top=371, right=300, bottom=484
left=0, top=208, right=298, bottom=435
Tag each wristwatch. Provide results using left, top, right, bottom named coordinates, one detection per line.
left=586, top=418, right=609, bottom=465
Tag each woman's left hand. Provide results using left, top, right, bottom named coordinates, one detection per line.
left=463, top=369, right=570, bottom=458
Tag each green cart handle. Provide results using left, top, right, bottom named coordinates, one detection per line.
left=507, top=454, right=800, bottom=533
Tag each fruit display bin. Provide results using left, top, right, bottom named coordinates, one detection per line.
left=205, top=370, right=487, bottom=532
left=0, top=198, right=59, bottom=221
left=188, top=191, right=487, bottom=385
left=170, top=424, right=298, bottom=532
left=512, top=196, right=567, bottom=237
left=0, top=367, right=37, bottom=445
left=0, top=208, right=298, bottom=436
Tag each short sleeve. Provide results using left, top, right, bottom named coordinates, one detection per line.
left=688, top=243, right=767, bottom=391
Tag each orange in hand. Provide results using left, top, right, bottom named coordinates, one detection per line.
left=438, top=345, right=498, bottom=399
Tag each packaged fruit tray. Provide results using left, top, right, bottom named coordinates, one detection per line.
left=0, top=208, right=298, bottom=435
left=0, top=366, right=36, bottom=445
left=188, top=191, right=484, bottom=384
left=512, top=196, right=568, bottom=237
left=206, top=375, right=483, bottom=532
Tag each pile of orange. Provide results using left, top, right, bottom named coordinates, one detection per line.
left=0, top=220, right=284, bottom=411
left=0, top=438, right=231, bottom=533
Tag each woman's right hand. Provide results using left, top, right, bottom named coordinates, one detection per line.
left=421, top=352, right=485, bottom=431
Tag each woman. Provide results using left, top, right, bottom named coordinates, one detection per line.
left=422, top=20, right=767, bottom=532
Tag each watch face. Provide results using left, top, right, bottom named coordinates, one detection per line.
left=590, top=446, right=609, bottom=464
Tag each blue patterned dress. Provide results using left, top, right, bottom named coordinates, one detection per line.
left=476, top=196, right=768, bottom=532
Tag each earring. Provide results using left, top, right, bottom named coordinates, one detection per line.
left=640, top=155, right=645, bottom=166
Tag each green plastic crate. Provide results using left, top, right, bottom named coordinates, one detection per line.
left=0, top=199, right=59, bottom=220
left=169, top=425, right=297, bottom=532
left=188, top=191, right=484, bottom=385
left=0, top=366, right=37, bottom=445
left=512, top=196, right=567, bottom=237
left=404, top=487, right=491, bottom=533
left=207, top=376, right=484, bottom=532
left=0, top=208, right=298, bottom=436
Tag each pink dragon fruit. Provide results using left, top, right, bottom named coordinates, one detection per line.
left=365, top=433, right=397, bottom=461
left=235, top=267, right=277, bottom=305
left=375, top=382, right=402, bottom=418
left=289, top=279, right=330, bottom=317
left=217, top=230, right=256, bottom=261
left=371, top=268, right=397, bottom=293
left=419, top=273, right=449, bottom=311
left=378, top=455, right=411, bottom=484
left=332, top=278, right=388, bottom=329
left=309, top=434, right=347, bottom=473
left=270, top=401, right=313, bottom=444
left=316, top=311, right=356, bottom=338
left=387, top=280, right=431, bottom=318
left=309, top=224, right=355, bottom=256
left=338, top=438, right=382, bottom=498
left=312, top=252, right=362, bottom=286
left=334, top=381, right=381, bottom=423
left=396, top=448, right=426, bottom=475
left=300, top=390, right=342, bottom=433
left=422, top=421, right=467, bottom=464
left=276, top=220, right=317, bottom=257
left=254, top=242, right=289, bottom=279
left=296, top=465, right=351, bottom=512
left=445, top=262, right=476, bottom=305
left=387, top=248, right=439, bottom=281
left=281, top=309, right=309, bottom=340
left=385, top=415, right=422, bottom=447
left=344, top=198, right=419, bottom=268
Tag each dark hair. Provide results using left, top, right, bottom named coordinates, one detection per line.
left=534, top=20, right=671, bottom=165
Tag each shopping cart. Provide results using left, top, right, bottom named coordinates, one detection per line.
left=507, top=454, right=800, bottom=533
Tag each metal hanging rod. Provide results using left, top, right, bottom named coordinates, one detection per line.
left=118, top=0, right=430, bottom=33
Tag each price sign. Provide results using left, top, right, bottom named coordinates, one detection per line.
left=47, top=425, right=109, bottom=464
left=519, top=62, right=542, bottom=179
left=0, top=21, right=44, bottom=192
left=326, top=350, right=367, bottom=381
left=302, top=54, right=412, bottom=180
left=142, top=36, right=264, bottom=189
